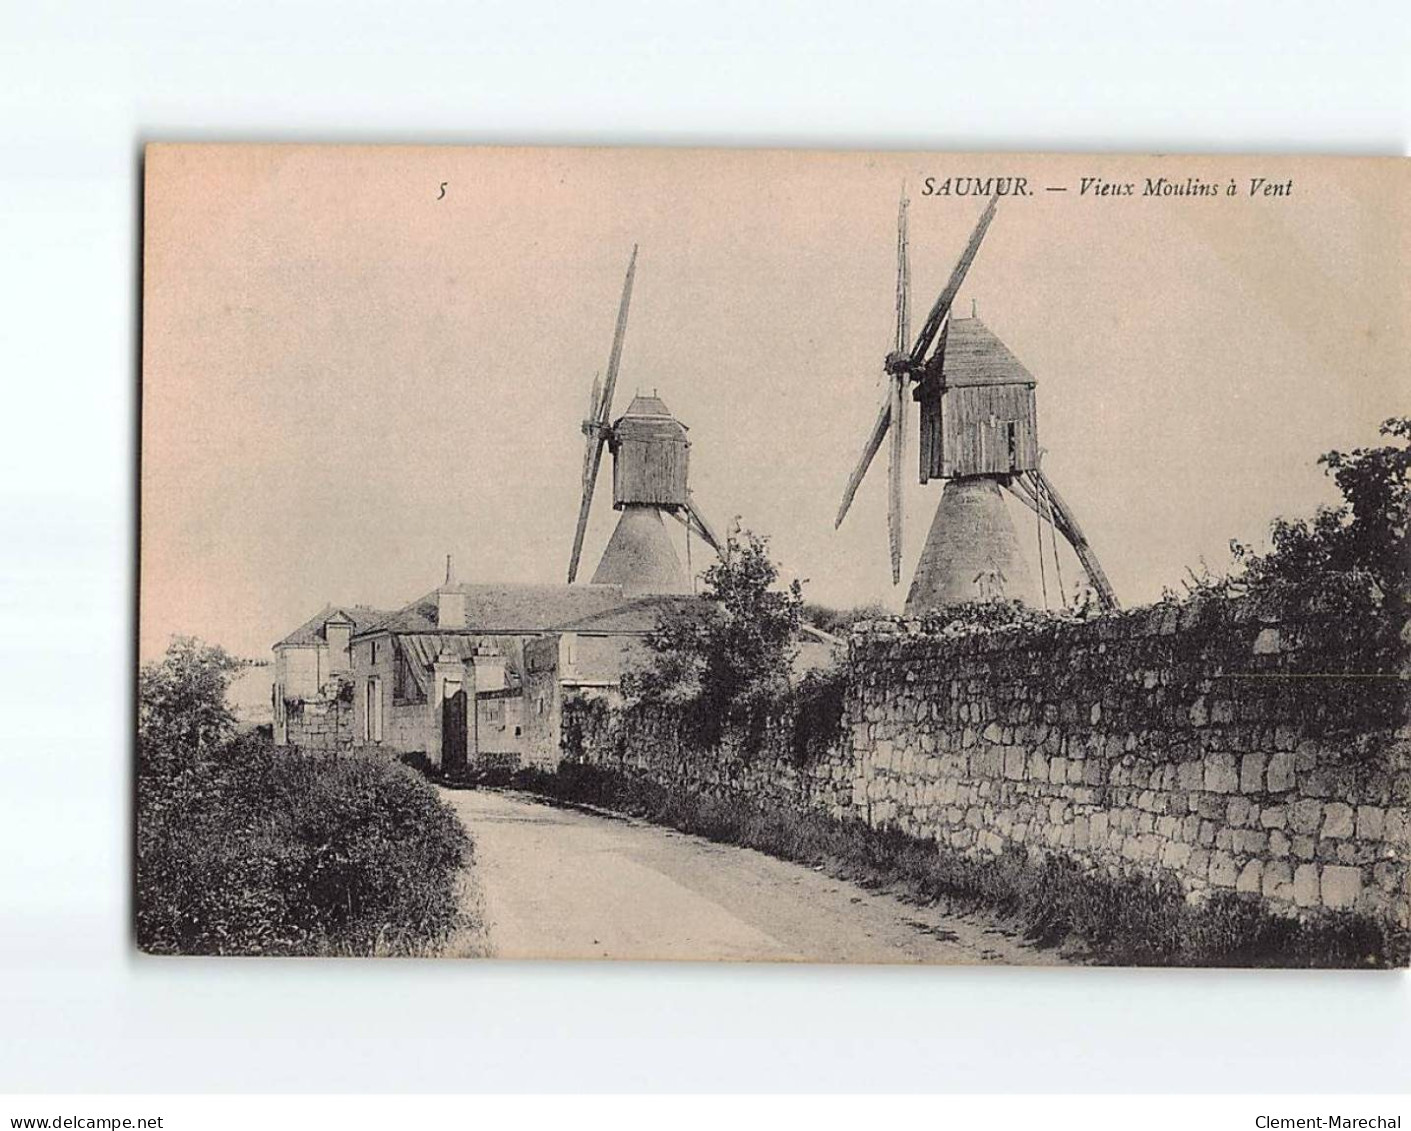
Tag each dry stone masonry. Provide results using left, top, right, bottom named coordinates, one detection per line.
left=565, top=700, right=851, bottom=815
left=564, top=597, right=1409, bottom=932
left=282, top=697, right=355, bottom=750
left=846, top=601, right=1408, bottom=928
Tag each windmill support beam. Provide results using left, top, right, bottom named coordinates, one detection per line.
left=1016, top=470, right=1120, bottom=611
left=1003, top=473, right=1054, bottom=524
left=666, top=502, right=724, bottom=559
left=684, top=494, right=723, bottom=556
left=1003, top=474, right=1060, bottom=606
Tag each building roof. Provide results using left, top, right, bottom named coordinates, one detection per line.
left=275, top=604, right=393, bottom=648
left=932, top=316, right=1037, bottom=389
left=360, top=583, right=647, bottom=637
left=554, top=593, right=703, bottom=634
left=799, top=623, right=846, bottom=649
left=395, top=634, right=511, bottom=698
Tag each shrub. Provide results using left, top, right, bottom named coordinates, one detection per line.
left=789, top=662, right=848, bottom=768
left=1236, top=417, right=1409, bottom=608
left=136, top=638, right=470, bottom=956
left=919, top=598, right=1080, bottom=634
left=138, top=736, right=469, bottom=956
left=1226, top=418, right=1408, bottom=677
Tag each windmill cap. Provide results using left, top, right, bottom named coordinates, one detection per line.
left=931, top=316, right=1037, bottom=388
left=612, top=392, right=690, bottom=441
left=621, top=392, right=674, bottom=419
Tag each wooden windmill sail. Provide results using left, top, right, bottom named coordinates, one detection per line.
left=566, top=246, right=723, bottom=593
left=834, top=192, right=1119, bottom=615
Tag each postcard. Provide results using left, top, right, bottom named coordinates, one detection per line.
left=139, top=145, right=1408, bottom=965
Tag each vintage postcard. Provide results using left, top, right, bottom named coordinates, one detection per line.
left=139, top=145, right=1408, bottom=965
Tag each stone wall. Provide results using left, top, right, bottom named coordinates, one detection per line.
left=563, top=697, right=855, bottom=818
left=849, top=600, right=1408, bottom=927
left=563, top=598, right=1409, bottom=930
left=386, top=700, right=430, bottom=755
left=283, top=696, right=355, bottom=750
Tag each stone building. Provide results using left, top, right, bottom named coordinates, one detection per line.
left=271, top=583, right=840, bottom=768
left=271, top=604, right=390, bottom=746
left=344, top=581, right=695, bottom=774
left=520, top=594, right=695, bottom=767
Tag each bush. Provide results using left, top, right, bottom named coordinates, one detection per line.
left=1237, top=417, right=1409, bottom=608
left=137, top=638, right=470, bottom=956
left=917, top=598, right=1088, bottom=636
left=789, top=662, right=848, bottom=767
left=138, top=736, right=469, bottom=956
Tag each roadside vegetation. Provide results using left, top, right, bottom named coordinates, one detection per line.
left=516, top=761, right=1406, bottom=968
left=137, top=637, right=470, bottom=956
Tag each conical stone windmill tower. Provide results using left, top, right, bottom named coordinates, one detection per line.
left=567, top=246, right=722, bottom=593
left=835, top=192, right=1119, bottom=616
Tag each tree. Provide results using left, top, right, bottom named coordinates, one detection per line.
left=1233, top=416, right=1409, bottom=615
left=626, top=527, right=803, bottom=740
left=1223, top=417, right=1409, bottom=697
left=138, top=636, right=247, bottom=771
left=1317, top=416, right=1410, bottom=601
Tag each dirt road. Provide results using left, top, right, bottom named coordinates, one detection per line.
left=439, top=788, right=1060, bottom=965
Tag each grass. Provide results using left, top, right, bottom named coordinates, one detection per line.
left=137, top=734, right=472, bottom=956
left=513, top=761, right=1407, bottom=969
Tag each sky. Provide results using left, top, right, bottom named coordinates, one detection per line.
left=140, top=146, right=1408, bottom=660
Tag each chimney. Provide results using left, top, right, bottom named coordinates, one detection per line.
left=325, top=618, right=352, bottom=671
left=437, top=587, right=467, bottom=630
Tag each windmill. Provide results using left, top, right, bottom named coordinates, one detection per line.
left=834, top=191, right=1119, bottom=616
left=566, top=246, right=723, bottom=593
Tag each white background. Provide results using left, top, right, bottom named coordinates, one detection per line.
left=2, top=0, right=1409, bottom=1095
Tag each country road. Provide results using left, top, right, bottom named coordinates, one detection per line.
left=438, top=788, right=1062, bottom=965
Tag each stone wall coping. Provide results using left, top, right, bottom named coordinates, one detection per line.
left=847, top=595, right=1322, bottom=655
